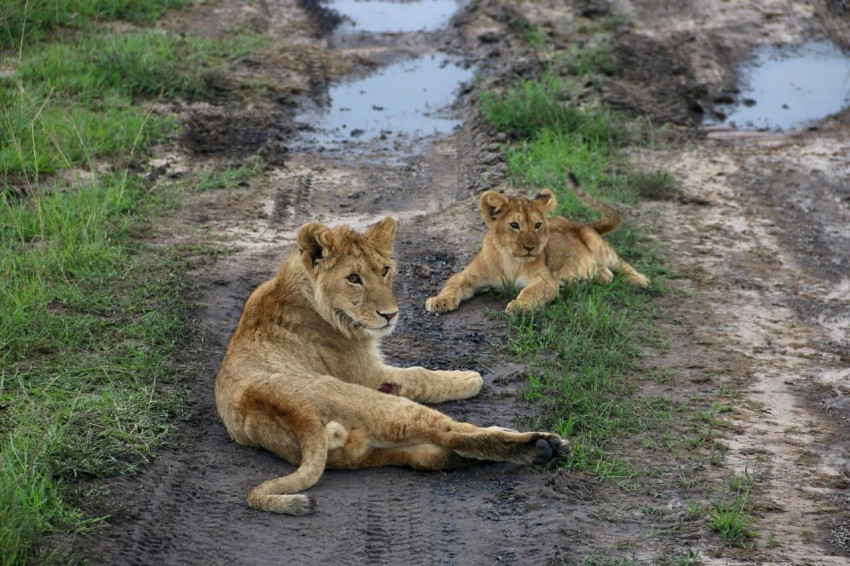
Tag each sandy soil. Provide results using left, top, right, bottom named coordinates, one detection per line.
left=71, top=0, right=849, bottom=563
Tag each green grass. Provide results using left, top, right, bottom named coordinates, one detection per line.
left=709, top=493, right=757, bottom=545
left=1, top=0, right=189, bottom=49
left=2, top=19, right=266, bottom=179
left=196, top=156, right=266, bottom=192
left=502, top=281, right=660, bottom=479
left=0, top=172, right=190, bottom=564
left=0, top=0, right=268, bottom=562
left=480, top=71, right=620, bottom=143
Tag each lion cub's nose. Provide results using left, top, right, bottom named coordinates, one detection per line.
left=378, top=310, right=398, bottom=322
left=523, top=244, right=535, bottom=252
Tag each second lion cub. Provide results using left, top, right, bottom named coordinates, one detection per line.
left=426, top=173, right=650, bottom=314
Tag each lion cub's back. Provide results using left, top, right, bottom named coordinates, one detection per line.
left=545, top=216, right=609, bottom=274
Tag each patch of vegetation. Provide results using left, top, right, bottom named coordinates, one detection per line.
left=482, top=16, right=770, bottom=561
left=2, top=15, right=266, bottom=179
left=480, top=71, right=620, bottom=143
left=0, top=0, right=266, bottom=561
left=504, top=282, right=661, bottom=479
left=709, top=492, right=757, bottom=546
left=196, top=156, right=266, bottom=192
left=0, top=172, right=193, bottom=564
left=482, top=37, right=670, bottom=478
left=1, top=0, right=189, bottom=49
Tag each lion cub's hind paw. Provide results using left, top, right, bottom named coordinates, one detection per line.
left=533, top=436, right=570, bottom=465
left=626, top=272, right=651, bottom=288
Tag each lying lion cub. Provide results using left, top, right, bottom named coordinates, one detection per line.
left=426, top=173, right=650, bottom=314
left=215, top=217, right=567, bottom=514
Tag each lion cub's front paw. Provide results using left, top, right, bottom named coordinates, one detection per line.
left=425, top=294, right=460, bottom=313
left=452, top=370, right=483, bottom=399
left=505, top=298, right=539, bottom=314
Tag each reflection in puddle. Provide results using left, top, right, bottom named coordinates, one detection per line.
left=712, top=40, right=850, bottom=131
left=301, top=56, right=473, bottom=148
left=329, top=0, right=458, bottom=33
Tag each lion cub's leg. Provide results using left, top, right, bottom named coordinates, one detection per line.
left=615, top=259, right=650, bottom=287
left=354, top=413, right=569, bottom=471
left=378, top=366, right=483, bottom=403
left=425, top=256, right=496, bottom=313
left=598, top=242, right=650, bottom=287
left=505, top=269, right=560, bottom=313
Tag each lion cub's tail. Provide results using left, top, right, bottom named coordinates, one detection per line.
left=566, top=172, right=621, bottom=235
left=246, top=414, right=330, bottom=515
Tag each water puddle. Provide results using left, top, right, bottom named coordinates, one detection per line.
left=298, top=55, right=474, bottom=151
left=709, top=40, right=850, bottom=131
left=329, top=0, right=458, bottom=33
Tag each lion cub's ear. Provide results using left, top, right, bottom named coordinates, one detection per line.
left=364, top=216, right=397, bottom=256
left=298, top=222, right=337, bottom=270
left=533, top=189, right=557, bottom=215
left=479, top=191, right=510, bottom=225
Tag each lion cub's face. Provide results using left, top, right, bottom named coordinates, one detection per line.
left=298, top=217, right=399, bottom=338
left=479, top=189, right=557, bottom=263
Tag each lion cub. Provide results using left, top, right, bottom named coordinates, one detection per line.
left=426, top=173, right=650, bottom=314
left=215, top=217, right=567, bottom=514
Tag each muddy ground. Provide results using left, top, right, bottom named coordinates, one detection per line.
left=70, top=0, right=850, bottom=564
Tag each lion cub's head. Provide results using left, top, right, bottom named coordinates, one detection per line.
left=298, top=217, right=399, bottom=338
left=479, top=189, right=557, bottom=263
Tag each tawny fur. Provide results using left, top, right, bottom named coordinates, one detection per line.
left=215, top=217, right=568, bottom=514
left=426, top=173, right=650, bottom=314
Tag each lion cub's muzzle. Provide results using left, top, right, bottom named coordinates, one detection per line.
left=513, top=248, right=539, bottom=262
left=363, top=308, right=399, bottom=336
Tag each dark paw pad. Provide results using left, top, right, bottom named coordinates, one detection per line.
left=533, top=438, right=554, bottom=464
left=533, top=437, right=570, bottom=465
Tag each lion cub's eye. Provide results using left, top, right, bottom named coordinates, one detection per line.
left=347, top=274, right=362, bottom=284
left=534, top=222, right=543, bottom=230
left=509, top=222, right=520, bottom=230
left=381, top=266, right=390, bottom=277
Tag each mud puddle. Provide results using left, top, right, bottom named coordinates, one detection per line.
left=707, top=39, right=850, bottom=131
left=330, top=0, right=459, bottom=33
left=297, top=55, right=474, bottom=152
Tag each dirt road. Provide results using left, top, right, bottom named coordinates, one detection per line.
left=75, top=0, right=849, bottom=563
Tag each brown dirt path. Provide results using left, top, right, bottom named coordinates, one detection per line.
left=71, top=0, right=850, bottom=564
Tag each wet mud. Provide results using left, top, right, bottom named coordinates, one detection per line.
left=70, top=0, right=850, bottom=563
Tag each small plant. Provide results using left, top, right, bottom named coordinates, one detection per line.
left=196, top=156, right=265, bottom=192
left=676, top=550, right=701, bottom=565
left=708, top=494, right=757, bottom=545
left=624, top=170, right=680, bottom=201
left=555, top=43, right=615, bottom=76
left=709, top=440, right=728, bottom=466
left=728, top=469, right=754, bottom=492
left=685, top=500, right=702, bottom=521
left=480, top=72, right=619, bottom=143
